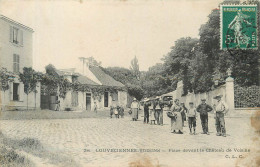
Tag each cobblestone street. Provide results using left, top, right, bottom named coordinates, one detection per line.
left=0, top=111, right=256, bottom=167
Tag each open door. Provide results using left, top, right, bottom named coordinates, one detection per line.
left=86, top=93, right=91, bottom=111
left=104, top=92, right=108, bottom=107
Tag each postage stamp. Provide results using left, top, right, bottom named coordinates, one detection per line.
left=220, top=5, right=258, bottom=50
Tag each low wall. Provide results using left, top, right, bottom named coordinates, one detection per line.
left=171, top=84, right=226, bottom=108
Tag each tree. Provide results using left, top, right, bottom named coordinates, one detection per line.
left=198, top=4, right=259, bottom=86
left=103, top=66, right=144, bottom=100
left=163, top=37, right=199, bottom=95
left=42, top=64, right=71, bottom=99
left=127, top=84, right=144, bottom=101
left=141, top=63, right=176, bottom=97
left=0, top=68, right=14, bottom=110
left=130, top=56, right=141, bottom=80
left=102, top=67, right=137, bottom=85
left=19, top=67, right=41, bottom=110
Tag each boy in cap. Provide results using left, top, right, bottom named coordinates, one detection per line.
left=196, top=98, right=213, bottom=135
left=213, top=95, right=229, bottom=137
left=187, top=102, right=197, bottom=135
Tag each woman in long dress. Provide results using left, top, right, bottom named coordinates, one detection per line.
left=170, top=99, right=183, bottom=134
left=131, top=98, right=139, bottom=121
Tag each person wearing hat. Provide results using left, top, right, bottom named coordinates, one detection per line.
left=143, top=98, right=150, bottom=124
left=131, top=98, right=140, bottom=121
left=196, top=98, right=213, bottom=135
left=187, top=102, right=197, bottom=135
left=213, top=94, right=229, bottom=137
left=153, top=97, right=164, bottom=125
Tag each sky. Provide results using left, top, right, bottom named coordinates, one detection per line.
left=0, top=0, right=223, bottom=71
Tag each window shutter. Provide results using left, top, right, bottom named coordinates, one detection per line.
left=13, top=54, right=16, bottom=72
left=17, top=55, right=20, bottom=72
left=19, top=84, right=23, bottom=101
left=20, top=30, right=23, bottom=46
left=9, top=26, right=13, bottom=42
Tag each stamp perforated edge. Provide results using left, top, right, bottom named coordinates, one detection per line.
left=220, top=4, right=258, bottom=50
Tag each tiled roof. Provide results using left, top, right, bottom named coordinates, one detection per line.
left=77, top=75, right=99, bottom=86
left=89, top=66, right=125, bottom=87
left=56, top=69, right=79, bottom=76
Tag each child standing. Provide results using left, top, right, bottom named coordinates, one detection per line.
left=187, top=102, right=197, bottom=135
left=94, top=102, right=97, bottom=113
left=114, top=105, right=119, bottom=118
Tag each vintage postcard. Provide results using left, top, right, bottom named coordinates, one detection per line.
left=0, top=0, right=259, bottom=167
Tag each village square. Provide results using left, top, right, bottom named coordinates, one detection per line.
left=0, top=0, right=260, bottom=167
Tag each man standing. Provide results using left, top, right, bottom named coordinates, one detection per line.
left=153, top=97, right=164, bottom=125
left=143, top=98, right=150, bottom=124
left=213, top=95, right=229, bottom=137
left=196, top=99, right=213, bottom=135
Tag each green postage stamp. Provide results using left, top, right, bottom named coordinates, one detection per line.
left=220, top=5, right=258, bottom=49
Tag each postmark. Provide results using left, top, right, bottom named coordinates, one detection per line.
left=220, top=5, right=258, bottom=50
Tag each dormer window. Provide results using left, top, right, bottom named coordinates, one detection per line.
left=10, top=26, right=23, bottom=46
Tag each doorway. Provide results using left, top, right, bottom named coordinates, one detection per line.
left=13, top=83, right=19, bottom=101
left=104, top=92, right=108, bottom=107
left=86, top=93, right=91, bottom=111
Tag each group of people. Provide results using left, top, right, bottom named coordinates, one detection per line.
left=110, top=103, right=125, bottom=118
left=130, top=94, right=229, bottom=137
left=130, top=97, right=164, bottom=124
left=169, top=94, right=229, bottom=137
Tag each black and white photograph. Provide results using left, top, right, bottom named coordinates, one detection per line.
left=0, top=0, right=259, bottom=166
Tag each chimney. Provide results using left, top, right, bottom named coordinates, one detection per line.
left=78, top=57, right=87, bottom=75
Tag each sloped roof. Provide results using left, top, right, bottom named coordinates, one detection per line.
left=89, top=65, right=125, bottom=87
left=0, top=15, right=34, bottom=32
left=77, top=75, right=99, bottom=86
left=56, top=68, right=80, bottom=76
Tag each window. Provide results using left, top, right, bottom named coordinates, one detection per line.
left=13, top=83, right=19, bottom=101
left=9, top=26, right=23, bottom=46
left=13, top=54, right=19, bottom=73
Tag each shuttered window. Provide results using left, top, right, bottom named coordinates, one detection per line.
left=9, top=26, right=23, bottom=46
left=13, top=54, right=20, bottom=73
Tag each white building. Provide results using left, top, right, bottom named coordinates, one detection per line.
left=41, top=59, right=128, bottom=111
left=0, top=15, right=40, bottom=110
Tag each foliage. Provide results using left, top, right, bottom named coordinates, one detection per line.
left=0, top=68, right=14, bottom=92
left=103, top=67, right=137, bottom=85
left=234, top=84, right=260, bottom=107
left=41, top=64, right=71, bottom=99
left=163, top=37, right=199, bottom=95
left=103, top=66, right=144, bottom=100
left=130, top=56, right=141, bottom=80
left=141, top=63, right=176, bottom=97
left=19, top=67, right=41, bottom=95
left=127, top=84, right=144, bottom=101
